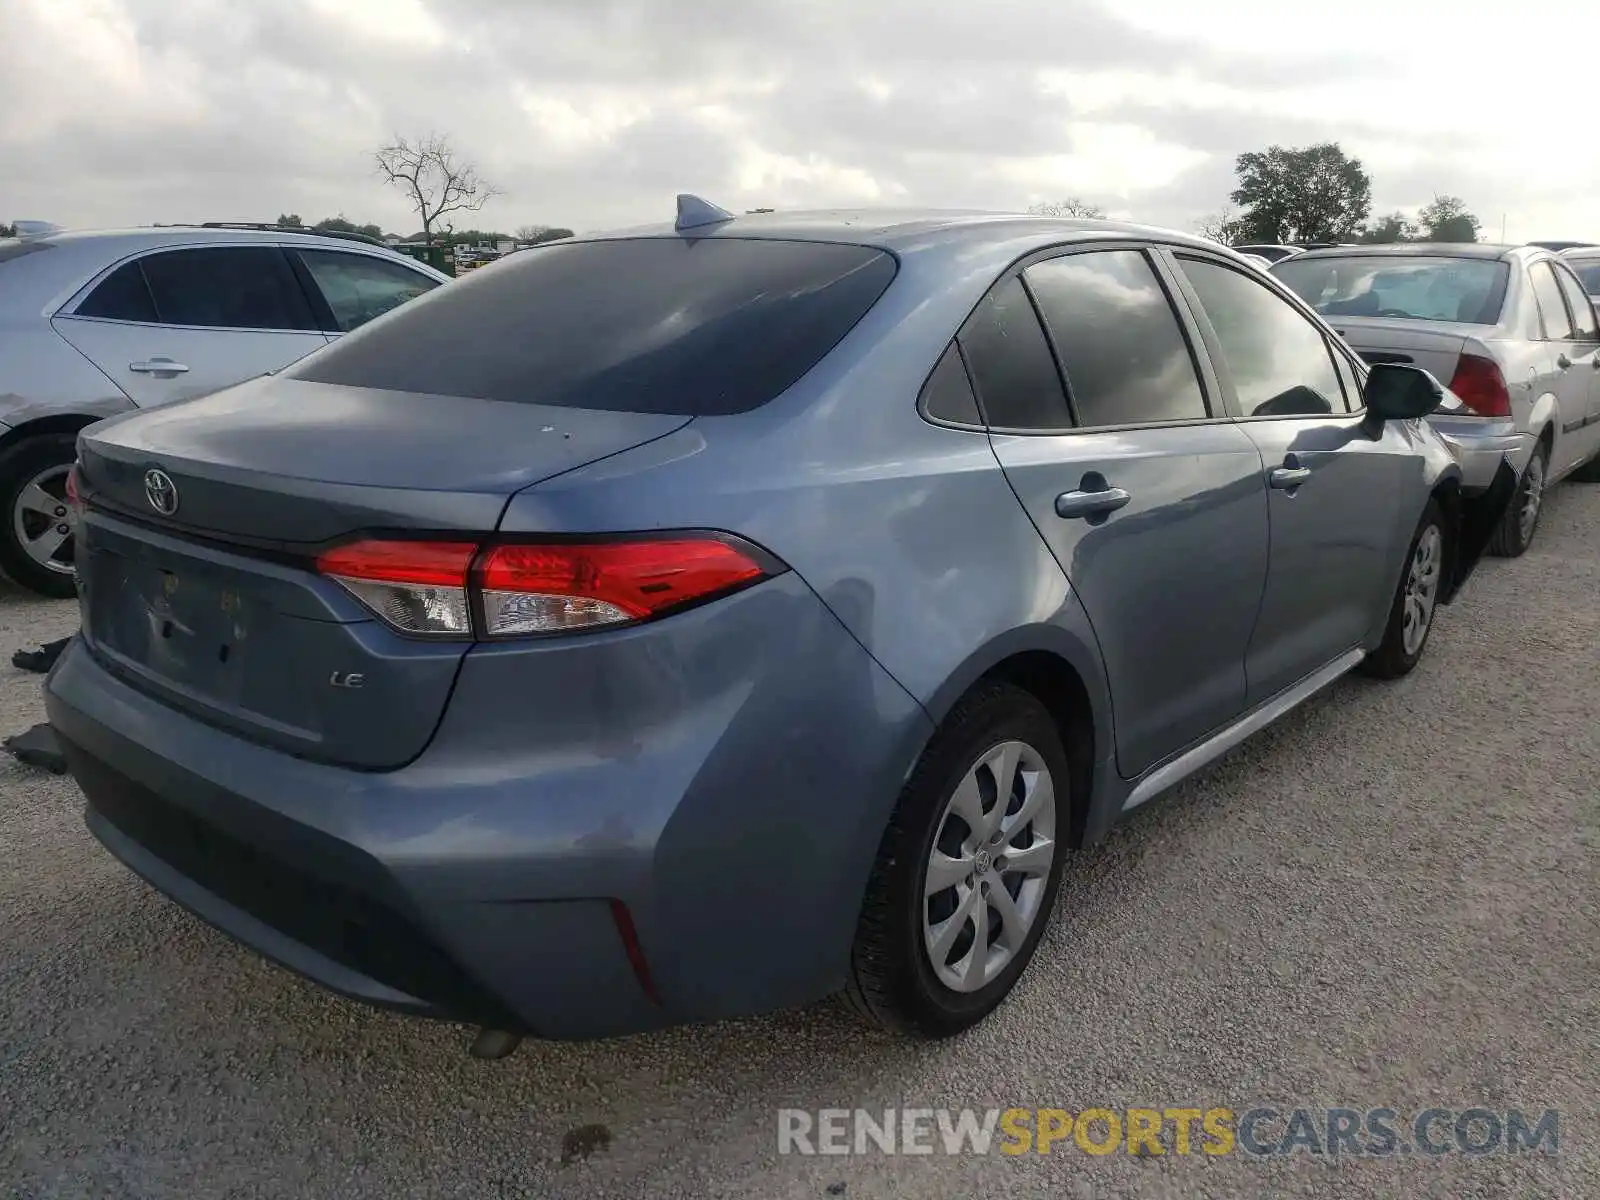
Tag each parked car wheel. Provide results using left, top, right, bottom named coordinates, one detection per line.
left=1360, top=499, right=1446, bottom=680
left=0, top=433, right=81, bottom=598
left=1488, top=441, right=1547, bottom=557
left=846, top=682, right=1069, bottom=1038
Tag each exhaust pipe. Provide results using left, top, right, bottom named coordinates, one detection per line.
left=469, top=1028, right=523, bottom=1060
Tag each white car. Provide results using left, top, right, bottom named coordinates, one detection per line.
left=1273, top=243, right=1600, bottom=556
left=0, top=221, right=450, bottom=594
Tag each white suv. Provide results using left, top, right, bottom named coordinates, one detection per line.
left=0, top=222, right=450, bottom=595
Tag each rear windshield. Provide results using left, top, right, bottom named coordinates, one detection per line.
left=288, top=237, right=898, bottom=415
left=1570, top=260, right=1600, bottom=295
left=1272, top=255, right=1509, bottom=324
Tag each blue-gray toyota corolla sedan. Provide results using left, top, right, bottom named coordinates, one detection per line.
left=46, top=201, right=1514, bottom=1048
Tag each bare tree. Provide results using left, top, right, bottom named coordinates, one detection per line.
left=1193, top=206, right=1238, bottom=244
left=514, top=224, right=548, bottom=243
left=1027, top=198, right=1106, bottom=219
left=375, top=134, right=500, bottom=247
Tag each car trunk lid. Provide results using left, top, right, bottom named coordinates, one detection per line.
left=1321, top=316, right=1491, bottom=385
left=74, top=375, right=689, bottom=769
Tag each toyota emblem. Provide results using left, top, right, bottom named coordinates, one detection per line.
left=143, top=468, right=179, bottom=516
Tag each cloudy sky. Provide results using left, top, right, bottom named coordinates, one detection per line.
left=5, top=0, right=1597, bottom=242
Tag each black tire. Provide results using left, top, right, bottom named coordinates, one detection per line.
left=846, top=681, right=1071, bottom=1038
left=1361, top=499, right=1446, bottom=680
left=1488, top=440, right=1548, bottom=558
left=0, top=433, right=81, bottom=599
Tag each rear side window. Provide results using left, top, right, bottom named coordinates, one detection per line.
left=1552, top=264, right=1598, bottom=341
left=957, top=276, right=1071, bottom=431
left=920, top=344, right=982, bottom=425
left=138, top=247, right=319, bottom=331
left=77, top=260, right=158, bottom=322
left=289, top=238, right=897, bottom=415
left=1178, top=257, right=1343, bottom=418
left=1529, top=262, right=1574, bottom=340
left=1024, top=250, right=1208, bottom=427
left=294, top=249, right=440, bottom=332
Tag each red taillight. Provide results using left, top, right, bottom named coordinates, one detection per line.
left=1447, top=353, right=1512, bottom=417
left=479, top=539, right=766, bottom=636
left=64, top=464, right=83, bottom=514
left=316, top=534, right=773, bottom=639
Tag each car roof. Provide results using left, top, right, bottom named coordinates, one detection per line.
left=1279, top=242, right=1523, bottom=263
left=11, top=225, right=404, bottom=253
left=581, top=207, right=1229, bottom=258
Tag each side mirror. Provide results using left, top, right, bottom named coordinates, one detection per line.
left=1362, top=363, right=1444, bottom=423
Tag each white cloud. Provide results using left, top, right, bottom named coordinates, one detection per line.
left=4, top=0, right=1598, bottom=242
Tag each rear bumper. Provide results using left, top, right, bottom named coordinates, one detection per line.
left=47, top=573, right=932, bottom=1038
left=1427, top=413, right=1533, bottom=493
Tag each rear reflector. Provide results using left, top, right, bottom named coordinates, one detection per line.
left=317, top=541, right=477, bottom=636
left=1447, top=353, right=1513, bottom=417
left=316, top=534, right=776, bottom=639
left=65, top=464, right=83, bottom=514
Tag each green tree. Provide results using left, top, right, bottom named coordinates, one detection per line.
left=314, top=215, right=384, bottom=239
left=1028, top=198, right=1106, bottom=218
left=1359, top=212, right=1418, bottom=243
left=0, top=222, right=15, bottom=238
left=525, top=227, right=572, bottom=244
left=276, top=213, right=303, bottom=227
left=1417, top=195, right=1480, bottom=243
left=1230, top=143, right=1372, bottom=243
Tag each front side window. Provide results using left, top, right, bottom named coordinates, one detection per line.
left=1330, top=342, right=1364, bottom=412
left=1178, top=257, right=1343, bottom=418
left=956, top=276, right=1072, bottom=431
left=1024, top=249, right=1208, bottom=427
left=138, top=246, right=319, bottom=331
left=290, top=237, right=896, bottom=414
left=1551, top=264, right=1598, bottom=341
left=1529, top=262, right=1575, bottom=340
left=1273, top=254, right=1509, bottom=325
left=295, top=249, right=440, bottom=332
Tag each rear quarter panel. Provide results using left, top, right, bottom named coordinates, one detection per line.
left=0, top=326, right=133, bottom=429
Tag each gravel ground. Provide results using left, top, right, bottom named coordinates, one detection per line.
left=1, top=486, right=1596, bottom=1200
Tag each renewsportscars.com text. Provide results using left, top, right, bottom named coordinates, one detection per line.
left=777, top=1106, right=1560, bottom=1158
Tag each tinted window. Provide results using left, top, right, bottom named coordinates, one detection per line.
left=1178, top=257, right=1342, bottom=418
left=77, top=260, right=158, bottom=322
left=1025, top=250, right=1207, bottom=427
left=291, top=238, right=896, bottom=414
left=140, top=247, right=318, bottom=330
left=296, top=249, right=440, bottom=332
left=1552, top=265, right=1598, bottom=341
left=1273, top=255, right=1509, bottom=325
left=920, top=344, right=982, bottom=425
left=1529, top=262, right=1574, bottom=340
left=956, top=277, right=1071, bottom=431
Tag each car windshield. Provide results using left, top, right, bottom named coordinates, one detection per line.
left=1570, top=260, right=1600, bottom=295
left=1272, top=255, right=1509, bottom=324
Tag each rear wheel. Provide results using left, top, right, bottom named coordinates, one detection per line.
left=0, top=433, right=81, bottom=598
left=1488, top=440, right=1547, bottom=557
left=846, top=682, right=1069, bottom=1038
left=1361, top=499, right=1445, bottom=680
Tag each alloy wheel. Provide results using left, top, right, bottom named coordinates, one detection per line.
left=923, top=740, right=1057, bottom=993
left=1518, top=452, right=1546, bottom=545
left=1402, top=522, right=1442, bottom=657
left=11, top=463, right=77, bottom=577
